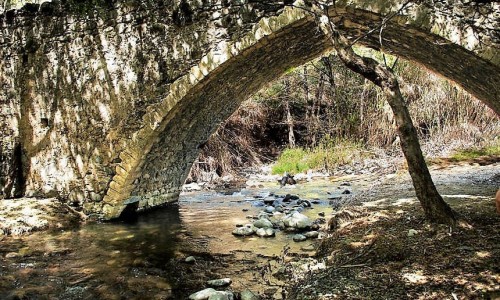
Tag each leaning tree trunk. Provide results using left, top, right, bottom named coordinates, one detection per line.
left=314, top=7, right=456, bottom=225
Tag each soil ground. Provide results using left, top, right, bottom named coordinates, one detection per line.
left=283, top=160, right=500, bottom=300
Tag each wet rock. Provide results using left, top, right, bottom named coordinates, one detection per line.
left=283, top=194, right=299, bottom=202
left=253, top=218, right=273, bottom=229
left=189, top=288, right=217, bottom=300
left=255, top=228, right=275, bottom=237
left=341, top=189, right=351, bottom=195
left=240, top=289, right=260, bottom=300
left=293, top=234, right=307, bottom=242
left=242, top=208, right=249, bottom=212
left=283, top=212, right=312, bottom=229
left=304, top=231, right=319, bottom=238
left=232, top=226, right=254, bottom=236
left=264, top=206, right=275, bottom=213
left=207, top=278, right=232, bottom=287
left=298, top=200, right=312, bottom=208
left=318, top=212, right=325, bottom=217
left=263, top=197, right=275, bottom=205
left=208, top=291, right=234, bottom=300
left=257, top=212, right=270, bottom=220
left=251, top=201, right=265, bottom=207
left=185, top=256, right=196, bottom=263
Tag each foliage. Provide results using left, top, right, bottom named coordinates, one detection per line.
left=271, top=148, right=309, bottom=175
left=450, top=143, right=500, bottom=161
left=271, top=136, right=367, bottom=174
left=191, top=52, right=499, bottom=181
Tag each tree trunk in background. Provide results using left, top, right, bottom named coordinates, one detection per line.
left=316, top=10, right=456, bottom=225
left=284, top=78, right=296, bottom=148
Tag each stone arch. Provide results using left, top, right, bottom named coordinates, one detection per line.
left=101, top=5, right=500, bottom=219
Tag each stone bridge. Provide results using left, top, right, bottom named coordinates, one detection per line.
left=0, top=0, right=498, bottom=219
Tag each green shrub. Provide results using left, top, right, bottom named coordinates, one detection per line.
left=271, top=148, right=310, bottom=175
left=271, top=137, right=368, bottom=175
left=451, top=143, right=500, bottom=161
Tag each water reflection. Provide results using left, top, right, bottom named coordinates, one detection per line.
left=0, top=181, right=336, bottom=299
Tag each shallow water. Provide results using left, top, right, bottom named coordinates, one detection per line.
left=0, top=181, right=338, bottom=299
left=1, top=163, right=497, bottom=299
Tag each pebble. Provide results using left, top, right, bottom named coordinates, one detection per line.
left=185, top=256, right=196, bottom=263
left=293, top=234, right=307, bottom=242
left=206, top=278, right=232, bottom=287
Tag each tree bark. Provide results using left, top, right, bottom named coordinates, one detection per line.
left=284, top=78, right=296, bottom=148
left=316, top=9, right=456, bottom=225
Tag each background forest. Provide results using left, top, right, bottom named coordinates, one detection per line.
left=188, top=50, right=499, bottom=182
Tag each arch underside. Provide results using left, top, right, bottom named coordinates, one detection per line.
left=108, top=8, right=500, bottom=218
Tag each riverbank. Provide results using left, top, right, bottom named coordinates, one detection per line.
left=0, top=160, right=498, bottom=299
left=0, top=197, right=84, bottom=237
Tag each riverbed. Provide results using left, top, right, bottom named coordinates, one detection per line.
left=1, top=162, right=498, bottom=299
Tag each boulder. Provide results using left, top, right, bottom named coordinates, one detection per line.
left=255, top=228, right=275, bottom=237
left=232, top=226, right=254, bottom=236
left=253, top=218, right=273, bottom=228
left=283, top=212, right=312, bottom=229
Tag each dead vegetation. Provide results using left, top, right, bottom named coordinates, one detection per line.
left=285, top=190, right=500, bottom=299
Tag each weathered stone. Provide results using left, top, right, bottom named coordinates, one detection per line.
left=0, top=0, right=498, bottom=220
left=283, top=212, right=312, bottom=229
left=208, top=291, right=234, bottom=300
left=189, top=288, right=217, bottom=300
left=185, top=256, right=196, bottom=263
left=293, top=234, right=307, bottom=242
left=206, top=278, right=232, bottom=287
left=232, top=226, right=254, bottom=236
left=253, top=218, right=273, bottom=229
left=255, top=228, right=275, bottom=238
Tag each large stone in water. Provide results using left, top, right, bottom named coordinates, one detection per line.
left=255, top=228, right=275, bottom=237
left=232, top=226, right=254, bottom=236
left=293, top=234, right=307, bottom=242
left=283, top=212, right=312, bottom=229
left=253, top=218, right=273, bottom=228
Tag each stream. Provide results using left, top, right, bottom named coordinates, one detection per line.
left=1, top=162, right=498, bottom=300
left=0, top=179, right=347, bottom=299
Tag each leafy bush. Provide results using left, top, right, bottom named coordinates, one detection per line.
left=271, top=137, right=368, bottom=174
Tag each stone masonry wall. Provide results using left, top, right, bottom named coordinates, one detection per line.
left=0, top=0, right=498, bottom=219
left=0, top=0, right=284, bottom=207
